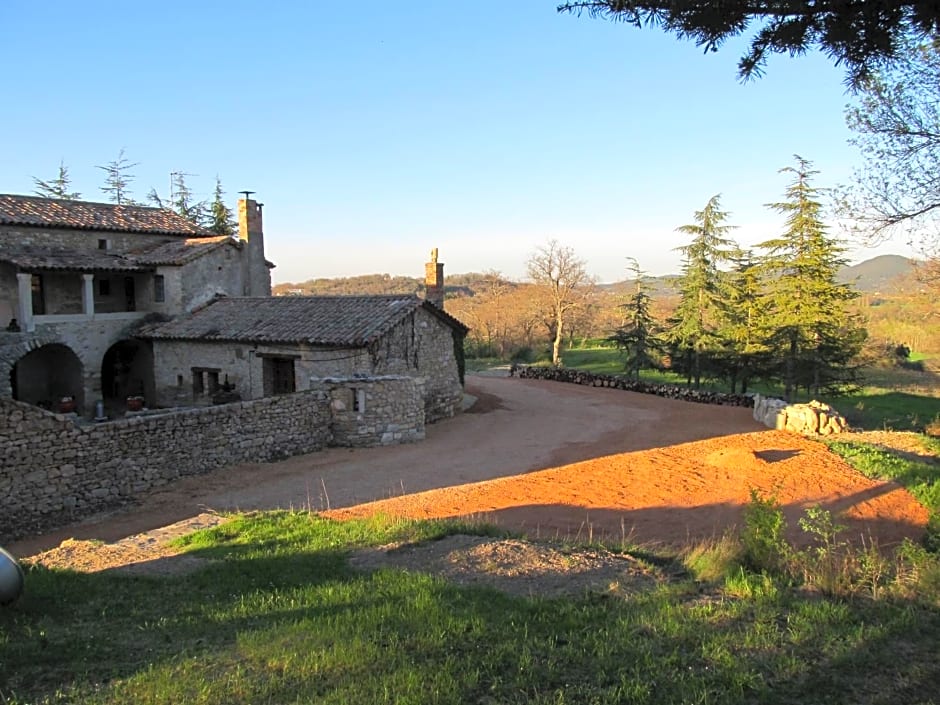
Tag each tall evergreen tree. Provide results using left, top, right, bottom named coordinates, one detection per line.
left=146, top=171, right=208, bottom=226
left=609, top=258, right=662, bottom=381
left=97, top=148, right=138, bottom=204
left=32, top=160, right=81, bottom=200
left=207, top=175, right=236, bottom=236
left=758, top=156, right=866, bottom=400
left=716, top=249, right=770, bottom=393
left=664, top=195, right=737, bottom=387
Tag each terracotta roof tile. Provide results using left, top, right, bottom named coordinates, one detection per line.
left=0, top=194, right=212, bottom=236
left=0, top=246, right=148, bottom=272
left=130, top=236, right=236, bottom=265
left=138, top=295, right=467, bottom=346
left=0, top=235, right=237, bottom=273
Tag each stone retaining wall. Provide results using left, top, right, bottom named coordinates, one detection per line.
left=1, top=374, right=429, bottom=541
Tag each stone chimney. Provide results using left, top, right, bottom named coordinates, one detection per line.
left=237, top=194, right=272, bottom=297
left=424, top=248, right=445, bottom=308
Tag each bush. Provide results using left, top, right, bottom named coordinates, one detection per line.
left=741, top=489, right=790, bottom=575
left=509, top=346, right=534, bottom=363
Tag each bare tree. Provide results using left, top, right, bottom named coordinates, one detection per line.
left=526, top=239, right=592, bottom=365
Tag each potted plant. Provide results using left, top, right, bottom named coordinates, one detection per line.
left=58, top=396, right=76, bottom=414
left=126, top=395, right=145, bottom=412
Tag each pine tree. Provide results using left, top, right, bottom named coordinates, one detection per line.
left=758, top=156, right=866, bottom=400
left=207, top=175, right=236, bottom=236
left=716, top=249, right=771, bottom=393
left=97, top=148, right=138, bottom=204
left=170, top=171, right=207, bottom=225
left=664, top=195, right=738, bottom=387
left=32, top=160, right=81, bottom=200
left=609, top=258, right=662, bottom=381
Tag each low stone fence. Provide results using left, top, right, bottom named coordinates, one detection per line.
left=1, top=374, right=429, bottom=541
left=515, top=365, right=754, bottom=407
left=0, top=393, right=332, bottom=540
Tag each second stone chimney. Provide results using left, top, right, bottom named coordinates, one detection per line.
left=424, top=248, right=445, bottom=308
left=238, top=194, right=272, bottom=297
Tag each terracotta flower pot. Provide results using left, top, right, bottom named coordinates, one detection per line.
left=58, top=397, right=76, bottom=414
left=126, top=396, right=144, bottom=412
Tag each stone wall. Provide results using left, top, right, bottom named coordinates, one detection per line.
left=0, top=393, right=332, bottom=540
left=372, top=309, right=464, bottom=422
left=0, top=225, right=177, bottom=256
left=178, top=244, right=247, bottom=310
left=0, top=371, right=431, bottom=541
left=315, top=376, right=426, bottom=447
left=516, top=366, right=754, bottom=407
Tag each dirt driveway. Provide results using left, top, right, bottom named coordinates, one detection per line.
left=13, top=375, right=929, bottom=558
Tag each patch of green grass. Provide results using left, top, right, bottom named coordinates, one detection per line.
left=827, top=440, right=940, bottom=552
left=826, top=442, right=940, bottom=514
left=3, top=512, right=940, bottom=704
left=839, top=391, right=940, bottom=432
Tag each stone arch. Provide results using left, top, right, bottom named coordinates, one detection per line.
left=9, top=343, right=84, bottom=411
left=101, top=339, right=155, bottom=407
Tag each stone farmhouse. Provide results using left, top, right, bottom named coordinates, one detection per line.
left=0, top=194, right=271, bottom=415
left=137, top=293, right=468, bottom=422
left=0, top=193, right=466, bottom=422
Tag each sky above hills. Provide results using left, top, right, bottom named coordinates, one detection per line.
left=0, top=1, right=915, bottom=283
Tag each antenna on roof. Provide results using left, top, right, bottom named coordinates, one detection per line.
left=239, top=191, right=256, bottom=200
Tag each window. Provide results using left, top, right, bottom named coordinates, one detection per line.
left=262, top=357, right=296, bottom=396
left=192, top=369, right=205, bottom=396
left=98, top=279, right=111, bottom=296
left=97, top=238, right=110, bottom=250
left=30, top=274, right=45, bottom=315
left=352, top=388, right=366, bottom=412
left=192, top=367, right=222, bottom=398
left=153, top=275, right=165, bottom=303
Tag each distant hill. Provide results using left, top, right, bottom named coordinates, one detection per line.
left=275, top=255, right=915, bottom=299
left=837, top=254, right=915, bottom=293
left=600, top=255, right=915, bottom=297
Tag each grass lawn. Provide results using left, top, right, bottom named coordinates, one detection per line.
left=2, top=512, right=940, bottom=705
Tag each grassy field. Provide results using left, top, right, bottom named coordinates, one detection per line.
left=2, top=511, right=939, bottom=705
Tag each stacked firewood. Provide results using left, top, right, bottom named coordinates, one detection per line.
left=514, top=366, right=754, bottom=407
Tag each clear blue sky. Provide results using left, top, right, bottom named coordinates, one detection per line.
left=0, top=1, right=911, bottom=284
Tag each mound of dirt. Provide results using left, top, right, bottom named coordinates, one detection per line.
left=326, top=430, right=930, bottom=548
left=704, top=448, right=768, bottom=473
left=349, top=534, right=663, bottom=598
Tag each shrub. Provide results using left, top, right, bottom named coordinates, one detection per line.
left=509, top=346, right=534, bottom=363
left=741, top=489, right=790, bottom=574
left=793, top=506, right=851, bottom=595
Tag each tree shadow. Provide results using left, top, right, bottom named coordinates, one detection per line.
left=754, top=449, right=802, bottom=463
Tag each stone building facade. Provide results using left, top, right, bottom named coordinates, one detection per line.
left=0, top=194, right=272, bottom=414
left=138, top=293, right=468, bottom=423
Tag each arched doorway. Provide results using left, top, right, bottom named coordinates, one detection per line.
left=10, top=344, right=84, bottom=411
left=101, top=339, right=155, bottom=408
